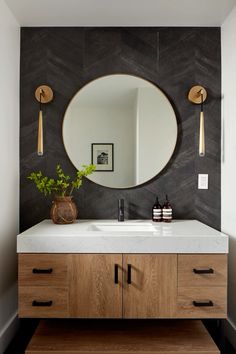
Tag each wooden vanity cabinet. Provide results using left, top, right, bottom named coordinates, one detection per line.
left=18, top=253, right=227, bottom=319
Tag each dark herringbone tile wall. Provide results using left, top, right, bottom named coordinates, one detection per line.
left=20, top=27, right=221, bottom=232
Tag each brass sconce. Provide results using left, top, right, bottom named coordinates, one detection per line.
left=35, top=85, right=53, bottom=156
left=188, top=85, right=207, bottom=157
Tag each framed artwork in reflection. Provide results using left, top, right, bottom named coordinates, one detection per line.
left=91, top=143, right=114, bottom=172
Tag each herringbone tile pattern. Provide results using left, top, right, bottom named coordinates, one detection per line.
left=20, top=27, right=221, bottom=231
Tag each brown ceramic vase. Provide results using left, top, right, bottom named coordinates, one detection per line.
left=50, top=196, right=78, bottom=224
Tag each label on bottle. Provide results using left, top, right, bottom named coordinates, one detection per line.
left=153, top=208, right=162, bottom=221
left=153, top=210, right=162, bottom=214
left=162, top=208, right=172, bottom=221
left=163, top=209, right=172, bottom=213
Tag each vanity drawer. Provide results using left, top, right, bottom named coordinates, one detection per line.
left=19, top=286, right=68, bottom=318
left=19, top=254, right=69, bottom=287
left=176, top=286, right=227, bottom=318
left=178, top=254, right=227, bottom=287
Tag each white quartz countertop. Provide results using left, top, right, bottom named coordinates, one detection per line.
left=17, top=219, right=228, bottom=254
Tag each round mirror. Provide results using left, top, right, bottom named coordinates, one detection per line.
left=63, top=74, right=177, bottom=189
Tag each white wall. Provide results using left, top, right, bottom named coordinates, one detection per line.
left=222, top=4, right=236, bottom=349
left=0, top=1, right=20, bottom=352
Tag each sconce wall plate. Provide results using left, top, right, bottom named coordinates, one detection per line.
left=188, top=85, right=207, bottom=105
left=35, top=85, right=53, bottom=104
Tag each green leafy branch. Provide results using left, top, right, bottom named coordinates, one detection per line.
left=28, top=164, right=96, bottom=197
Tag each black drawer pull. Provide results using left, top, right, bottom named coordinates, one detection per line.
left=32, top=300, right=53, bottom=307
left=114, top=264, right=119, bottom=284
left=193, top=300, right=214, bottom=307
left=127, top=264, right=132, bottom=284
left=32, top=268, right=53, bottom=274
left=193, top=268, right=214, bottom=274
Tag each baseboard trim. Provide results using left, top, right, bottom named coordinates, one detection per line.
left=0, top=311, right=19, bottom=354
left=222, top=317, right=236, bottom=350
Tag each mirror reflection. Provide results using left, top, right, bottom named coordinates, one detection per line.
left=63, top=74, right=177, bottom=189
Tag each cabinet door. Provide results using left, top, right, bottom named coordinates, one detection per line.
left=69, top=254, right=122, bottom=318
left=123, top=254, right=177, bottom=318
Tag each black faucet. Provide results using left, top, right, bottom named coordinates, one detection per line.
left=118, top=199, right=124, bottom=222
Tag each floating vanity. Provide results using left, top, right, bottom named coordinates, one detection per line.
left=17, top=219, right=228, bottom=320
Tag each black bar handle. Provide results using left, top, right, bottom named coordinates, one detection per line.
left=114, top=264, right=119, bottom=284
left=32, top=268, right=53, bottom=274
left=193, top=268, right=214, bottom=274
left=193, top=300, right=214, bottom=307
left=32, top=300, right=53, bottom=307
left=127, top=264, right=132, bottom=284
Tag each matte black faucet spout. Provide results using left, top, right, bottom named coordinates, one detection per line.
left=118, top=199, right=124, bottom=222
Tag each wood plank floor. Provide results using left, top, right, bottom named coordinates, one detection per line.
left=26, top=319, right=220, bottom=354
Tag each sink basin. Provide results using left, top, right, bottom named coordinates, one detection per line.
left=89, top=222, right=157, bottom=232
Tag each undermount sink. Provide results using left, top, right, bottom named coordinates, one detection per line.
left=88, top=222, right=157, bottom=232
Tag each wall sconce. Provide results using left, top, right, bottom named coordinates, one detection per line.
left=188, top=85, right=207, bottom=157
left=35, top=85, right=53, bottom=156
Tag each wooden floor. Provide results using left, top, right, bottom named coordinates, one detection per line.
left=25, top=319, right=220, bottom=354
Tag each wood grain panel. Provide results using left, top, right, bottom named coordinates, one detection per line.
left=178, top=254, right=227, bottom=287
left=19, top=286, right=68, bottom=318
left=19, top=254, right=69, bottom=287
left=176, top=286, right=227, bottom=318
left=26, top=319, right=219, bottom=353
left=123, top=254, right=177, bottom=318
left=69, top=254, right=122, bottom=318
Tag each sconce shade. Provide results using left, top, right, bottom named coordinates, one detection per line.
left=37, top=110, right=43, bottom=156
left=199, top=111, right=205, bottom=157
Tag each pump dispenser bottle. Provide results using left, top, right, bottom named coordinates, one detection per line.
left=152, top=197, right=162, bottom=222
left=162, top=195, right=172, bottom=223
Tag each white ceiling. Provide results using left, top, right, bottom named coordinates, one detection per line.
left=5, top=0, right=236, bottom=27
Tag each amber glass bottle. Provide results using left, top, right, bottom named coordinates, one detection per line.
left=162, top=195, right=172, bottom=223
left=152, top=197, right=162, bottom=222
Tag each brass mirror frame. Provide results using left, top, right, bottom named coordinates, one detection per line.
left=62, top=74, right=178, bottom=189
